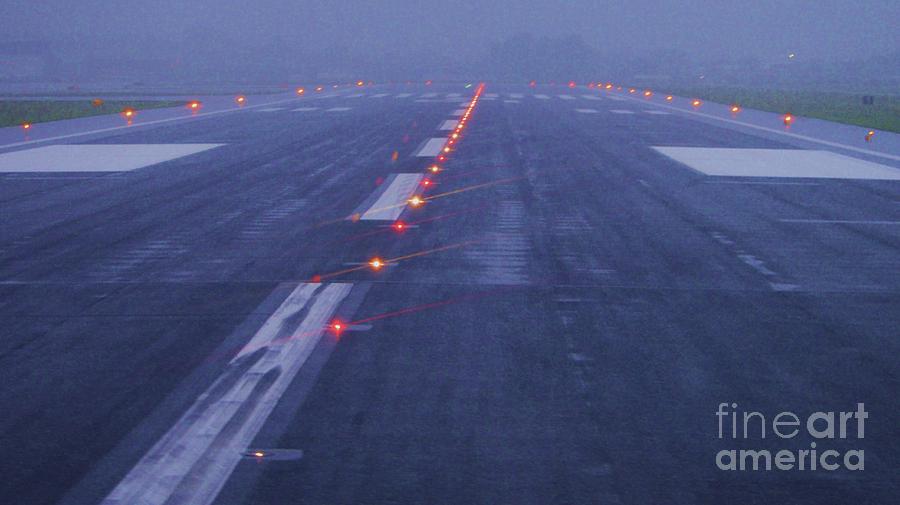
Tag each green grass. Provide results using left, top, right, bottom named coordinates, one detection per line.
left=0, top=100, right=186, bottom=128
left=662, top=87, right=900, bottom=133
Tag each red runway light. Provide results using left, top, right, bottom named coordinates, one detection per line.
left=421, top=178, right=432, bottom=187
left=187, top=100, right=202, bottom=111
left=393, top=220, right=407, bottom=232
left=783, top=114, right=793, bottom=125
left=329, top=319, right=345, bottom=335
left=428, top=165, right=441, bottom=174
left=437, top=155, right=446, bottom=162
left=568, top=81, right=576, bottom=88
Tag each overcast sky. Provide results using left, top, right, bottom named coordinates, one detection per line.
left=2, top=0, right=898, bottom=64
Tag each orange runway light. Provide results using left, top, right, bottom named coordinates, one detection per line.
left=121, top=107, right=135, bottom=119
left=92, top=98, right=104, bottom=107
left=187, top=100, right=202, bottom=111
left=730, top=105, right=741, bottom=114
left=605, top=83, right=613, bottom=89
left=665, top=95, right=673, bottom=101
left=428, top=165, right=441, bottom=174
left=252, top=451, right=266, bottom=458
left=451, top=133, right=459, bottom=139
left=783, top=114, right=793, bottom=126
left=315, top=86, right=324, bottom=92
left=357, top=80, right=364, bottom=86
left=368, top=257, right=385, bottom=270
left=865, top=130, right=875, bottom=142
left=22, top=122, right=31, bottom=131
left=296, top=87, right=305, bottom=95
left=408, top=195, right=424, bottom=207
left=529, top=80, right=536, bottom=87
left=629, top=88, right=636, bottom=94
left=568, top=81, right=576, bottom=88
left=235, top=95, right=246, bottom=105
left=691, top=99, right=702, bottom=108
left=643, top=90, right=652, bottom=97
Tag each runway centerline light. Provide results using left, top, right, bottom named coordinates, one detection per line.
left=666, top=95, right=673, bottom=102
left=236, top=95, right=246, bottom=105
left=408, top=195, right=424, bottom=207
left=428, top=165, right=441, bottom=174
left=296, top=87, right=305, bottom=95
left=393, top=221, right=407, bottom=232
left=369, top=257, right=385, bottom=270
left=691, top=99, right=702, bottom=108
left=783, top=114, right=794, bottom=126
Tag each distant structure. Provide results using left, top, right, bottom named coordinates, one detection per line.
left=0, top=41, right=61, bottom=80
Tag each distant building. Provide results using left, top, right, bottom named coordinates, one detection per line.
left=0, top=41, right=61, bottom=80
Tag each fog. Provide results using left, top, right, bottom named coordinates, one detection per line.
left=1, top=0, right=898, bottom=88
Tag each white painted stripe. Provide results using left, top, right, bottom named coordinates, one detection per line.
left=102, top=283, right=352, bottom=505
left=415, top=138, right=447, bottom=157
left=581, top=95, right=603, bottom=100
left=702, top=180, right=820, bottom=186
left=509, top=93, right=524, bottom=99
left=607, top=96, right=626, bottom=101
left=620, top=95, right=900, bottom=163
left=0, top=144, right=223, bottom=173
left=485, top=93, right=499, bottom=98
left=446, top=93, right=462, bottom=98
left=645, top=110, right=670, bottom=115
left=346, top=93, right=365, bottom=98
left=534, top=94, right=550, bottom=99
left=558, top=95, right=576, bottom=100
left=779, top=219, right=900, bottom=225
left=420, top=92, right=438, bottom=98
left=326, top=107, right=351, bottom=112
left=255, top=107, right=285, bottom=112
left=450, top=109, right=466, bottom=116
left=576, top=109, right=598, bottom=113
left=610, top=109, right=635, bottom=114
left=504, top=100, right=520, bottom=104
left=395, top=93, right=413, bottom=98
left=361, top=174, right=424, bottom=220
left=439, top=120, right=458, bottom=131
left=370, top=93, right=389, bottom=98
left=292, top=107, right=319, bottom=112
left=459, top=101, right=470, bottom=106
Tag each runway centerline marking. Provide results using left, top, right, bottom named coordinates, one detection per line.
left=414, top=138, right=448, bottom=157
left=355, top=173, right=424, bottom=221
left=439, top=120, right=459, bottom=131
left=576, top=108, right=599, bottom=113
left=610, top=109, right=635, bottom=114
left=102, top=282, right=353, bottom=505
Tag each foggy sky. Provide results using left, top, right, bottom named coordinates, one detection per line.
left=2, top=0, right=898, bottom=79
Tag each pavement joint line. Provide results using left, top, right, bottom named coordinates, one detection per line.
left=779, top=219, right=900, bottom=225
left=614, top=92, right=900, bottom=162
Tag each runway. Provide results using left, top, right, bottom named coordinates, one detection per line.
left=0, top=83, right=897, bottom=505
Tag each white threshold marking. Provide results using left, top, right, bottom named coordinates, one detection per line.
left=610, top=109, right=635, bottom=114
left=102, top=283, right=352, bottom=505
left=558, top=95, right=576, bottom=100
left=292, top=107, right=319, bottom=112
left=0, top=144, right=223, bottom=173
left=652, top=147, right=900, bottom=180
left=576, top=108, right=599, bottom=114
left=359, top=173, right=424, bottom=220
left=534, top=94, right=550, bottom=99
left=779, top=219, right=900, bottom=225
left=415, top=137, right=447, bottom=157
left=439, top=119, right=458, bottom=131
left=326, top=107, right=352, bottom=112
left=619, top=94, right=900, bottom=163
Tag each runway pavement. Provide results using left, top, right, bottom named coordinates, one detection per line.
left=1, top=83, right=898, bottom=505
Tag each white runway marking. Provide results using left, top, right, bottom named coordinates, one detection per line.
left=292, top=107, right=319, bottom=111
left=102, top=283, right=352, bottom=505
left=610, top=109, right=635, bottom=114
left=504, top=100, right=520, bottom=104
left=607, top=96, right=626, bottom=101
left=0, top=144, right=223, bottom=173
left=702, top=180, right=820, bottom=186
left=485, top=93, right=499, bottom=98
left=558, top=95, right=576, bottom=100
left=394, top=93, right=413, bottom=98
left=369, top=93, right=389, bottom=98
left=446, top=93, right=462, bottom=98
left=359, top=174, right=424, bottom=220
left=326, top=107, right=352, bottom=112
left=534, top=94, right=550, bottom=99
left=421, top=92, right=438, bottom=98
left=509, top=93, right=524, bottom=99
left=576, top=108, right=599, bottom=113
left=581, top=95, right=603, bottom=100
left=779, top=219, right=900, bottom=225
left=450, top=109, right=466, bottom=116
left=346, top=93, right=365, bottom=98
left=439, top=119, right=459, bottom=131
left=651, top=147, right=900, bottom=180
left=255, top=107, right=285, bottom=112
left=644, top=110, right=670, bottom=115
left=414, top=137, right=447, bottom=157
